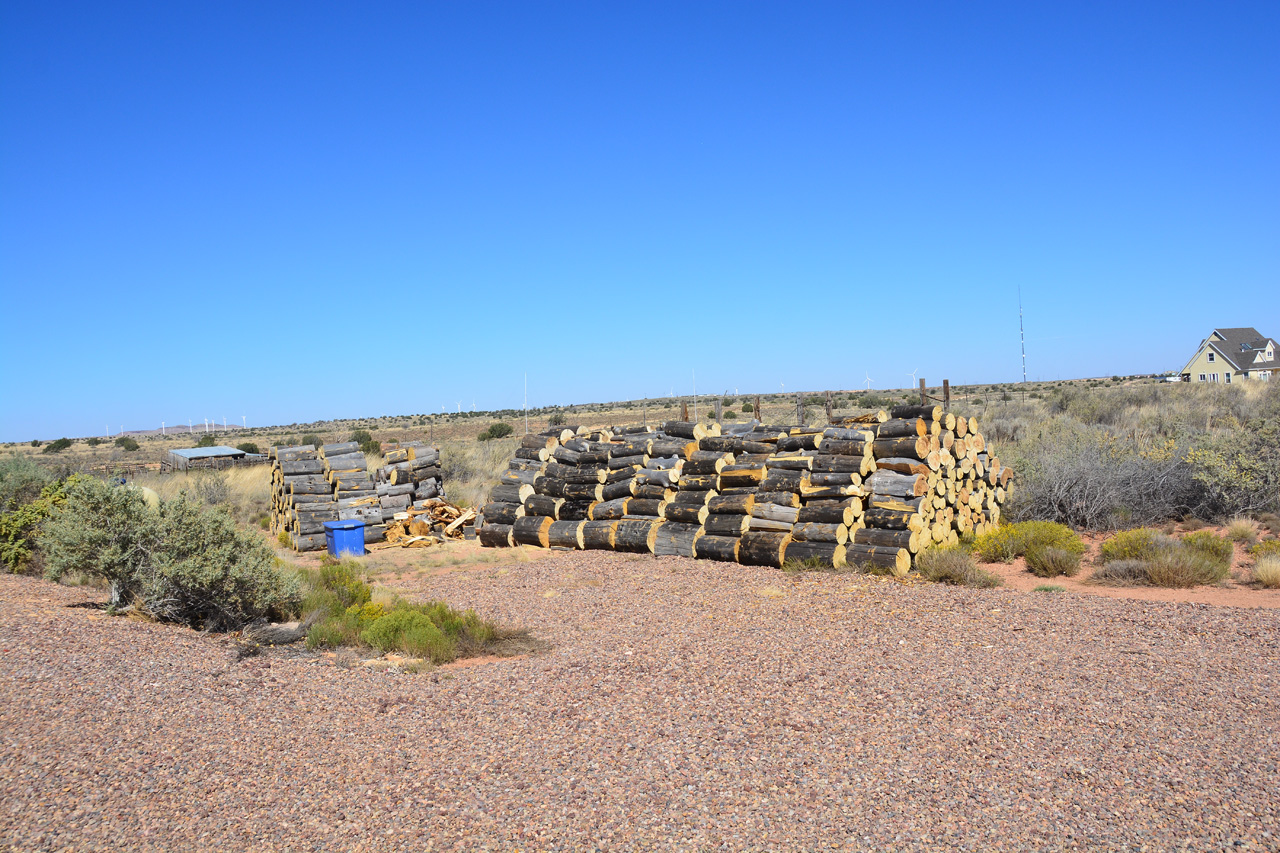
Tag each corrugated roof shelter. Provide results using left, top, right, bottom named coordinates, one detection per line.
left=167, top=446, right=267, bottom=472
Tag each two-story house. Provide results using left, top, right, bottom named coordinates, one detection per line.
left=1180, top=327, right=1275, bottom=383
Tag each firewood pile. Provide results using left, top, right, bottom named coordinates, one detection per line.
left=374, top=500, right=476, bottom=550
left=476, top=406, right=1013, bottom=575
left=269, top=441, right=448, bottom=552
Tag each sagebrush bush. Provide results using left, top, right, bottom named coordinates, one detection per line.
left=478, top=422, right=514, bottom=441
left=1252, top=557, right=1280, bottom=589
left=0, top=476, right=74, bottom=573
left=317, top=558, right=371, bottom=609
left=41, top=438, right=72, bottom=454
left=1090, top=559, right=1150, bottom=585
left=972, top=521, right=1084, bottom=575
left=1100, top=528, right=1163, bottom=563
left=1026, top=546, right=1082, bottom=578
left=236, top=442, right=261, bottom=455
left=115, top=437, right=139, bottom=451
left=43, top=477, right=299, bottom=628
left=916, top=546, right=1002, bottom=588
left=1180, top=530, right=1233, bottom=571
left=1249, top=539, right=1280, bottom=559
left=0, top=455, right=57, bottom=510
left=1145, top=546, right=1228, bottom=588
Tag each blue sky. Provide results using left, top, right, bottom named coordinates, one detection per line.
left=2, top=2, right=1277, bottom=440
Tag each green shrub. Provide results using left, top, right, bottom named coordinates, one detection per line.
left=1250, top=539, right=1280, bottom=559
left=349, top=429, right=374, bottom=446
left=1180, top=530, right=1233, bottom=572
left=86, top=437, right=102, bottom=447
left=916, top=546, right=1002, bottom=588
left=972, top=521, right=1084, bottom=573
left=1145, top=546, right=1228, bottom=588
left=478, top=423, right=514, bottom=441
left=115, top=436, right=140, bottom=451
left=1026, top=546, right=1082, bottom=578
left=236, top=442, right=261, bottom=455
left=741, top=403, right=754, bottom=412
left=195, top=434, right=217, bottom=448
left=41, top=438, right=72, bottom=454
left=316, top=558, right=371, bottom=610
left=30, top=439, right=41, bottom=447
left=1032, top=584, right=1065, bottom=592
left=723, top=410, right=737, bottom=420
left=0, top=455, right=57, bottom=511
left=43, top=478, right=299, bottom=628
left=1091, top=559, right=1150, bottom=585
left=972, top=525, right=1020, bottom=563
left=300, top=433, right=322, bottom=448
left=1100, top=528, right=1162, bottom=563
left=548, top=411, right=567, bottom=426
left=0, top=477, right=73, bottom=573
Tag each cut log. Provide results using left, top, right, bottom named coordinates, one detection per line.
left=845, top=543, right=911, bottom=577
left=614, top=519, right=660, bottom=553
left=790, top=522, right=848, bottom=544
left=319, top=442, right=360, bottom=458
left=752, top=502, right=800, bottom=523
left=478, top=523, right=514, bottom=548
left=671, top=490, right=715, bottom=506
left=853, top=527, right=919, bottom=553
left=821, top=439, right=872, bottom=457
left=491, top=483, right=534, bottom=504
left=663, top=503, right=709, bottom=524
left=601, top=479, right=636, bottom=501
left=589, top=498, right=631, bottom=520
left=513, top=515, right=553, bottom=548
left=547, top=520, right=585, bottom=549
left=679, top=474, right=720, bottom=491
left=863, top=507, right=926, bottom=532
left=521, top=434, right=558, bottom=450
left=704, top=514, right=751, bottom=536
left=582, top=520, right=619, bottom=550
left=783, top=540, right=846, bottom=569
left=753, top=491, right=800, bottom=508
left=694, top=535, right=740, bottom=562
left=481, top=502, right=525, bottom=525
left=890, top=404, right=942, bottom=421
left=738, top=532, right=791, bottom=567
left=707, top=494, right=755, bottom=515
left=626, top=498, right=666, bottom=517
left=749, top=517, right=793, bottom=532
left=796, top=505, right=856, bottom=526
left=561, top=482, right=604, bottom=501
left=759, top=471, right=805, bottom=493
left=633, top=484, right=675, bottom=501
left=524, top=495, right=564, bottom=519
left=663, top=421, right=710, bottom=440
left=653, top=522, right=702, bottom=558
left=867, top=471, right=928, bottom=497
left=874, top=457, right=932, bottom=476
left=871, top=436, right=931, bottom=461
left=876, top=418, right=927, bottom=438
left=777, top=434, right=823, bottom=452
left=558, top=500, right=595, bottom=521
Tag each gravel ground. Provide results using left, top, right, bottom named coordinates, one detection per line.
left=1, top=554, right=1277, bottom=852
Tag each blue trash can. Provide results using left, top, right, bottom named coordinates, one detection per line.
left=324, top=520, right=366, bottom=558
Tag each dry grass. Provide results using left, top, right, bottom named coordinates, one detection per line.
left=1225, top=517, right=1258, bottom=545
left=1252, top=556, right=1280, bottom=589
left=916, top=546, right=1002, bottom=588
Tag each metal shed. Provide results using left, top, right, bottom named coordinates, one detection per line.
left=165, top=446, right=267, bottom=472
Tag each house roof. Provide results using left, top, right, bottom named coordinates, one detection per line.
left=169, top=446, right=246, bottom=460
left=1208, top=327, right=1275, bottom=371
left=1182, top=327, right=1275, bottom=374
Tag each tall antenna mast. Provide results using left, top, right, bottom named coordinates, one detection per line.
left=1018, top=289, right=1029, bottom=384
left=1019, top=287, right=1028, bottom=399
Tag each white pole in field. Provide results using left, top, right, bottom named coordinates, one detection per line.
left=162, top=422, right=165, bottom=436
left=242, top=415, right=246, bottom=430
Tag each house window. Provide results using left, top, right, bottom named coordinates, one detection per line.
left=1199, top=374, right=1206, bottom=381
left=1268, top=349, right=1274, bottom=361
left=1226, top=373, right=1232, bottom=384
left=1208, top=351, right=1215, bottom=362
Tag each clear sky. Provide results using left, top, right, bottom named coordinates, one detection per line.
left=2, top=2, right=1277, bottom=440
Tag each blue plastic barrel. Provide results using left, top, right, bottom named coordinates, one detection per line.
left=324, top=519, right=366, bottom=558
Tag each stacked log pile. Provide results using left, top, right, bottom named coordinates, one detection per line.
left=478, top=408, right=1013, bottom=576
left=269, top=440, right=448, bottom=551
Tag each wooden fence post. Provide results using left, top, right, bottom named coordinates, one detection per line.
left=943, top=379, right=951, bottom=411
left=825, top=390, right=832, bottom=424
left=919, top=378, right=927, bottom=406
left=681, top=400, right=689, bottom=422
left=754, top=396, right=761, bottom=420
